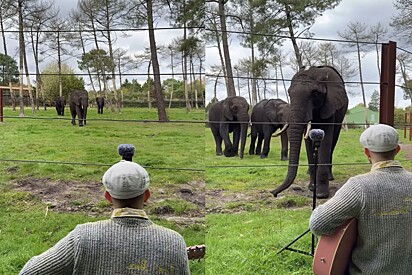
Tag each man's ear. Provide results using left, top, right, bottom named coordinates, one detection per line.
left=143, top=189, right=151, bottom=203
left=363, top=148, right=372, bottom=161
left=104, top=191, right=113, bottom=203
left=395, top=145, right=401, bottom=155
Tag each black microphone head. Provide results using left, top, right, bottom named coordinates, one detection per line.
left=117, top=144, right=135, bottom=161
left=309, top=129, right=325, bottom=142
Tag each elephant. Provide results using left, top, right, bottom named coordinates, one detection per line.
left=55, top=96, right=66, bottom=116
left=270, top=66, right=348, bottom=199
left=249, top=99, right=290, bottom=160
left=96, top=96, right=104, bottom=114
left=208, top=96, right=249, bottom=158
left=70, top=89, right=89, bottom=127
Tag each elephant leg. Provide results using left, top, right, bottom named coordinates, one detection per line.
left=220, top=122, right=234, bottom=157
left=261, top=128, right=272, bottom=159
left=211, top=125, right=223, bottom=156
left=231, top=125, right=240, bottom=156
left=255, top=134, right=263, bottom=155
left=280, top=131, right=288, bottom=161
left=249, top=127, right=257, bottom=155
left=315, top=127, right=334, bottom=198
left=76, top=106, right=83, bottom=126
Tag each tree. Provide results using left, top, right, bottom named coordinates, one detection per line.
left=338, top=22, right=372, bottom=109
left=275, top=0, right=342, bottom=70
left=391, top=0, right=412, bottom=43
left=41, top=62, right=84, bottom=104
left=126, top=0, right=168, bottom=121
left=0, top=53, right=18, bottom=85
left=368, top=90, right=380, bottom=112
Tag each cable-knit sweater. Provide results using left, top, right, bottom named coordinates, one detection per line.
left=310, top=160, right=412, bottom=275
left=19, top=208, right=190, bottom=275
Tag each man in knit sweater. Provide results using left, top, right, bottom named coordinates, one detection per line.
left=19, top=160, right=190, bottom=274
left=310, top=124, right=412, bottom=274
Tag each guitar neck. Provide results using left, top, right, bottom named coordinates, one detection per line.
left=187, top=244, right=206, bottom=260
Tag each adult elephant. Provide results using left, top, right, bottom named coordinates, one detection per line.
left=208, top=96, right=249, bottom=158
left=96, top=96, right=104, bottom=114
left=55, top=96, right=66, bottom=116
left=70, top=89, right=89, bottom=126
left=249, top=98, right=289, bottom=160
left=270, top=66, right=348, bottom=199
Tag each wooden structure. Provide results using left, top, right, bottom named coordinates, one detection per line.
left=404, top=113, right=412, bottom=141
left=379, top=41, right=396, bottom=126
left=0, top=85, right=30, bottom=122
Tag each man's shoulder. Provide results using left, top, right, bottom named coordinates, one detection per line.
left=150, top=223, right=185, bottom=239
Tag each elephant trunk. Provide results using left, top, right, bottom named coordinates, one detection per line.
left=270, top=110, right=305, bottom=197
left=239, top=119, right=248, bottom=159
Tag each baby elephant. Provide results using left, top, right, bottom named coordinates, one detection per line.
left=96, top=96, right=105, bottom=114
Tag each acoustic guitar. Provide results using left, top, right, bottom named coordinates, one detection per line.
left=187, top=244, right=206, bottom=260
left=312, top=219, right=357, bottom=275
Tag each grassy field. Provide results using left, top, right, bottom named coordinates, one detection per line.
left=2, top=105, right=412, bottom=274
left=0, top=107, right=205, bottom=274
left=204, top=125, right=412, bottom=274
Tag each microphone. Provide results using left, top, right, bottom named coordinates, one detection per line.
left=117, top=144, right=135, bottom=161
left=309, top=129, right=325, bottom=148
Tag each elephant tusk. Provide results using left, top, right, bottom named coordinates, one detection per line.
left=304, top=121, right=312, bottom=139
left=272, top=123, right=289, bottom=137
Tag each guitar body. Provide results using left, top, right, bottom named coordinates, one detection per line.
left=313, top=219, right=357, bottom=275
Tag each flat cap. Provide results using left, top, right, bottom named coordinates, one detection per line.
left=102, top=160, right=149, bottom=199
left=359, top=124, right=399, bottom=152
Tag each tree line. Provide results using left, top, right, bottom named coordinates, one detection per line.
left=0, top=0, right=204, bottom=121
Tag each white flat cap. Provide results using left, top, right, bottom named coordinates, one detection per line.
left=102, top=160, right=149, bottom=199
left=359, top=124, right=399, bottom=152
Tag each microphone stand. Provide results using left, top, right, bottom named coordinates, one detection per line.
left=277, top=138, right=321, bottom=257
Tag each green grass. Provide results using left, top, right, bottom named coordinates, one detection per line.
left=205, top=127, right=412, bottom=191
left=2, top=106, right=412, bottom=274
left=0, top=107, right=205, bottom=274
left=206, top=209, right=313, bottom=275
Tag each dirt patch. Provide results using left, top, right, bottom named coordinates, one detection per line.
left=400, top=143, right=412, bottom=159
left=13, top=178, right=205, bottom=225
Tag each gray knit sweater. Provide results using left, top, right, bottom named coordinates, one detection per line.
left=19, top=208, right=190, bottom=275
left=310, top=160, right=412, bottom=275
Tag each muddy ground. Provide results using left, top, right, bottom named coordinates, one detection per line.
left=11, top=144, right=412, bottom=225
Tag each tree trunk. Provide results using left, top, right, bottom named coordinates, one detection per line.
left=219, top=0, right=236, bottom=97
left=147, top=0, right=168, bottom=121
left=104, top=0, right=120, bottom=113
left=285, top=5, right=303, bottom=70
left=18, top=0, right=25, bottom=116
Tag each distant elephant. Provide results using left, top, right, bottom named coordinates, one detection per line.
left=70, top=89, right=89, bottom=126
left=271, top=66, right=348, bottom=199
left=249, top=99, right=289, bottom=160
left=96, top=96, right=104, bottom=114
left=208, top=96, right=249, bottom=158
left=55, top=96, right=66, bottom=116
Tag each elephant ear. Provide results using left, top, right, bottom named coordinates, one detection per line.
left=263, top=100, right=277, bottom=123
left=222, top=100, right=234, bottom=121
left=317, top=66, right=348, bottom=120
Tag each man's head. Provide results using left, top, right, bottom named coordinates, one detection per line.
left=102, top=160, right=150, bottom=208
left=359, top=124, right=400, bottom=162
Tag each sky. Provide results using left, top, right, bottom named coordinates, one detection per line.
left=7, top=0, right=409, bottom=109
